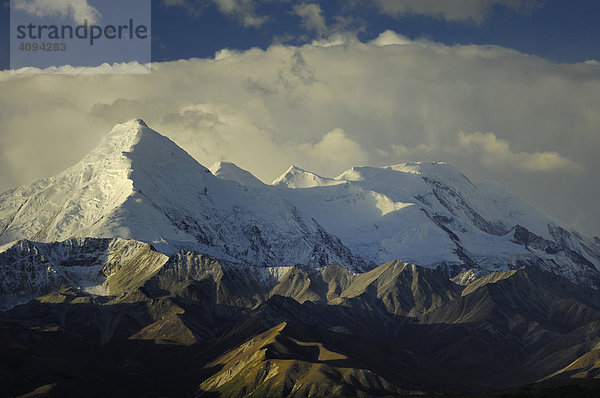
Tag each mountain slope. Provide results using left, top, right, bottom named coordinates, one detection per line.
left=197, top=322, right=407, bottom=397
left=1, top=244, right=600, bottom=397
left=2, top=120, right=600, bottom=398
left=209, top=161, right=265, bottom=187
left=1, top=119, right=599, bottom=285
left=272, top=162, right=600, bottom=285
left=0, top=237, right=165, bottom=310
left=272, top=165, right=344, bottom=188
left=0, top=120, right=368, bottom=271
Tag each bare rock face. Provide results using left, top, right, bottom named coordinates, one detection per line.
left=1, top=243, right=600, bottom=397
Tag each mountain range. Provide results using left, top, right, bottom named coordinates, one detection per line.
left=1, top=119, right=599, bottom=288
left=1, top=119, right=600, bottom=397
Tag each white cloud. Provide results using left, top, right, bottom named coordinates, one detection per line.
left=458, top=131, right=584, bottom=175
left=213, top=0, right=266, bottom=27
left=1, top=32, right=600, bottom=234
left=375, top=0, right=541, bottom=23
left=310, top=33, right=355, bottom=48
left=293, top=3, right=365, bottom=40
left=371, top=30, right=411, bottom=46
left=294, top=3, right=327, bottom=36
left=12, top=0, right=101, bottom=24
left=162, top=0, right=266, bottom=27
left=298, top=128, right=368, bottom=173
left=214, top=48, right=240, bottom=60
left=161, top=0, right=204, bottom=17
left=12, top=62, right=151, bottom=75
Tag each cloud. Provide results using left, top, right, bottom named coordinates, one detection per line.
left=161, top=0, right=204, bottom=17
left=375, top=0, right=542, bottom=23
left=162, top=0, right=266, bottom=27
left=294, top=3, right=327, bottom=36
left=292, top=3, right=365, bottom=40
left=371, top=30, right=411, bottom=46
left=12, top=62, right=151, bottom=75
left=213, top=0, right=266, bottom=27
left=1, top=32, right=600, bottom=235
left=298, top=128, right=368, bottom=173
left=12, top=0, right=101, bottom=24
left=458, top=131, right=584, bottom=175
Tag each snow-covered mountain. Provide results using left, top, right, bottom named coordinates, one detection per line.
left=272, top=165, right=344, bottom=188
left=0, top=119, right=368, bottom=271
left=0, top=237, right=167, bottom=310
left=209, top=161, right=265, bottom=188
left=268, top=162, right=600, bottom=284
left=1, top=119, right=599, bottom=288
left=0, top=236, right=293, bottom=311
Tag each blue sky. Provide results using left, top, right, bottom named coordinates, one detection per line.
left=1, top=0, right=600, bottom=68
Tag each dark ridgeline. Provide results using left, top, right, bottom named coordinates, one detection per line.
left=1, top=249, right=600, bottom=397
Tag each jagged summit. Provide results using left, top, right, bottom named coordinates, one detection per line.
left=387, top=161, right=450, bottom=173
left=95, top=118, right=152, bottom=153
left=0, top=119, right=215, bottom=245
left=272, top=161, right=600, bottom=284
left=271, top=165, right=306, bottom=184
left=388, top=161, right=470, bottom=181
left=210, top=161, right=265, bottom=187
left=334, top=162, right=469, bottom=186
left=91, top=118, right=210, bottom=173
left=133, top=118, right=148, bottom=127
left=0, top=120, right=368, bottom=271
left=272, top=165, right=344, bottom=188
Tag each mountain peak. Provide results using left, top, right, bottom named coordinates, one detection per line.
left=272, top=165, right=343, bottom=188
left=0, top=121, right=370, bottom=271
left=88, top=119, right=208, bottom=173
left=106, top=118, right=149, bottom=138
left=133, top=118, right=148, bottom=127
left=0, top=120, right=214, bottom=245
left=388, top=161, right=468, bottom=181
left=388, top=161, right=446, bottom=173
left=330, top=163, right=472, bottom=200
left=83, top=118, right=159, bottom=165
left=210, top=161, right=264, bottom=187
left=287, top=164, right=305, bottom=173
